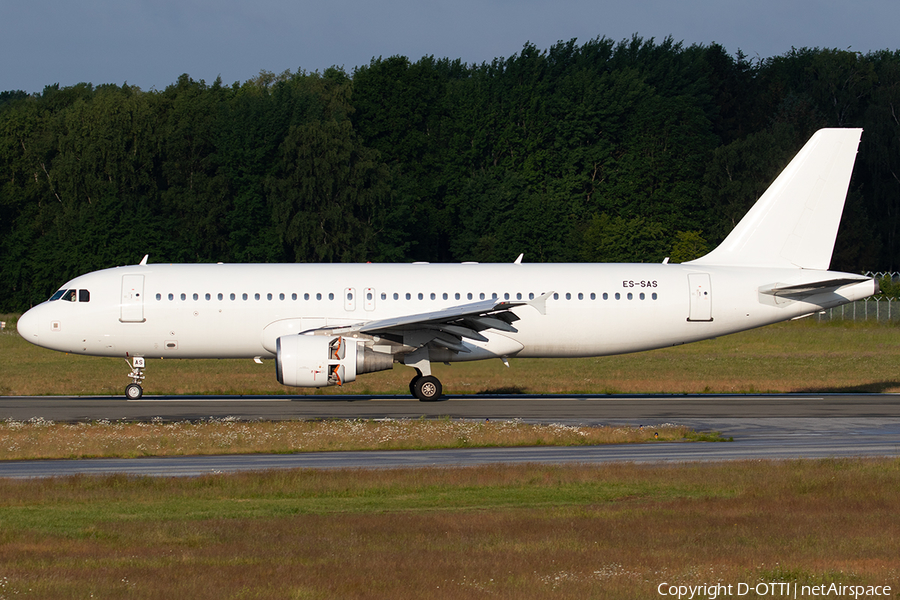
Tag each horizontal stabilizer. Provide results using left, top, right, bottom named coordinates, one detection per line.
left=759, top=276, right=875, bottom=299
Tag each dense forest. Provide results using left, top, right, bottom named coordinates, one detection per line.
left=2, top=36, right=900, bottom=311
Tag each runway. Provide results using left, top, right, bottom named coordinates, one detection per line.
left=1, top=393, right=899, bottom=477
left=4, top=392, right=900, bottom=422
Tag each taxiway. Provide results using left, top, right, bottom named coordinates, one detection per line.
left=1, top=393, right=898, bottom=477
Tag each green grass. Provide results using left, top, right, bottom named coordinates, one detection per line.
left=1, top=473, right=710, bottom=535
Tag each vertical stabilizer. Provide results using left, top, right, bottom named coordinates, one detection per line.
left=688, top=128, right=862, bottom=269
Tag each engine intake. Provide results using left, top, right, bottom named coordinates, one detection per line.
left=276, top=335, right=393, bottom=387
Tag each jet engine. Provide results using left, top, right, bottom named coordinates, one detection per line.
left=276, top=335, right=394, bottom=387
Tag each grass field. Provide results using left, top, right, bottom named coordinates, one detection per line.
left=0, top=418, right=707, bottom=461
left=3, top=316, right=900, bottom=396
left=0, top=460, right=897, bottom=599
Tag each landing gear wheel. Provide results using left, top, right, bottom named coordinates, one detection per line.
left=412, top=375, right=442, bottom=402
left=125, top=357, right=145, bottom=399
left=409, top=375, right=421, bottom=397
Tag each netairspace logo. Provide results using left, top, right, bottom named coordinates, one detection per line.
left=657, top=582, right=893, bottom=599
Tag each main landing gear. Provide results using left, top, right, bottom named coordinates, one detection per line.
left=409, top=372, right=443, bottom=401
left=125, top=357, right=145, bottom=399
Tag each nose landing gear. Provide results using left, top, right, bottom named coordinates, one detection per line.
left=125, top=357, right=145, bottom=399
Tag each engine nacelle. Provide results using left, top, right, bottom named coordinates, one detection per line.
left=275, top=335, right=393, bottom=388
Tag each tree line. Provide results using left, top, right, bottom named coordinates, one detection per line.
left=2, top=36, right=900, bottom=311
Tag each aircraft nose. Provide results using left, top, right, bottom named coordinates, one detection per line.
left=17, top=307, right=42, bottom=344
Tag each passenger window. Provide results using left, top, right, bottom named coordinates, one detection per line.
left=652, top=292, right=658, bottom=300
left=442, top=293, right=448, bottom=300
left=180, top=293, right=186, bottom=301
left=279, top=293, right=285, bottom=300
left=230, top=293, right=235, bottom=301
left=603, top=293, right=609, bottom=300
left=467, top=293, right=473, bottom=300
left=328, top=293, right=334, bottom=300
left=640, top=292, right=645, bottom=300
left=205, top=293, right=211, bottom=301
left=529, top=293, right=534, bottom=300
left=578, top=293, right=583, bottom=300
left=193, top=293, right=199, bottom=301
left=156, top=293, right=162, bottom=301
left=565, top=293, right=571, bottom=300
left=292, top=293, right=297, bottom=300
left=553, top=293, right=559, bottom=300
left=455, top=293, right=461, bottom=300
left=480, top=293, right=485, bottom=300
left=316, top=293, right=322, bottom=301
left=255, top=293, right=260, bottom=301
left=516, top=293, right=522, bottom=300
left=406, top=293, right=411, bottom=300
left=393, top=293, right=399, bottom=300
left=615, top=293, right=621, bottom=300
left=590, top=293, right=596, bottom=300
left=304, top=293, right=310, bottom=300
left=418, top=293, right=424, bottom=300
left=242, top=293, right=248, bottom=301
left=218, top=293, right=224, bottom=300
left=627, top=292, right=633, bottom=300
left=168, top=293, right=174, bottom=301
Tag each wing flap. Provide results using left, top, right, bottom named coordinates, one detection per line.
left=462, top=316, right=519, bottom=333
left=423, top=323, right=490, bottom=342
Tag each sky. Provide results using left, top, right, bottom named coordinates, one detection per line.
left=2, top=0, right=899, bottom=94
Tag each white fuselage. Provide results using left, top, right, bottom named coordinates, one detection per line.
left=16, top=262, right=876, bottom=363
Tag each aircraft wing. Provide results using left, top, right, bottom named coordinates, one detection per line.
left=322, top=293, right=551, bottom=353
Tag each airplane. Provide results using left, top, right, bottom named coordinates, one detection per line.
left=16, top=128, right=878, bottom=401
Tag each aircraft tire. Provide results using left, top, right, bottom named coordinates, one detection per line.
left=413, top=375, right=442, bottom=401
left=125, top=383, right=143, bottom=400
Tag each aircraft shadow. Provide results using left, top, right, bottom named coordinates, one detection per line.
left=794, top=381, right=900, bottom=394
left=75, top=383, right=900, bottom=402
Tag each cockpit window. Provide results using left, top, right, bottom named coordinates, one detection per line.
left=48, top=289, right=89, bottom=302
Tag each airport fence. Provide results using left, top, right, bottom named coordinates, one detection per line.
left=816, top=272, right=900, bottom=323
left=817, top=297, right=900, bottom=323
left=863, top=271, right=900, bottom=281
